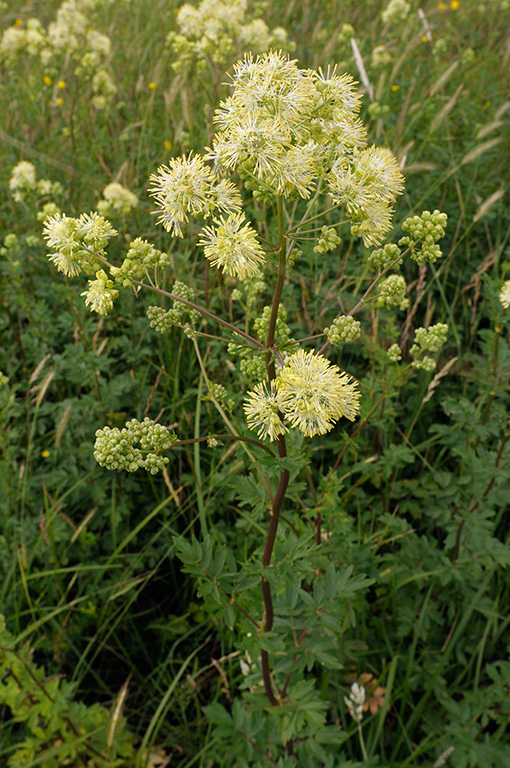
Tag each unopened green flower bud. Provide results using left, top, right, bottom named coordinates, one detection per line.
left=325, top=315, right=361, bottom=344
left=313, top=226, right=342, bottom=254
left=387, top=343, right=402, bottom=362
left=367, top=243, right=402, bottom=272
left=376, top=274, right=407, bottom=307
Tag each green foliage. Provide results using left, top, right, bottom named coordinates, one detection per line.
left=1, top=0, right=509, bottom=766
left=0, top=616, right=135, bottom=767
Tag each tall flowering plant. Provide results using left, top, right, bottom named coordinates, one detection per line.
left=43, top=52, right=448, bottom=762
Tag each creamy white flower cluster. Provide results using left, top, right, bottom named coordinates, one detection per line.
left=500, top=280, right=510, bottom=310
left=207, top=52, right=404, bottom=246
left=149, top=52, right=404, bottom=282
left=167, top=0, right=289, bottom=71
left=244, top=349, right=360, bottom=440
left=9, top=161, right=63, bottom=203
left=96, top=182, right=139, bottom=218
left=410, top=323, right=448, bottom=371
left=0, top=1, right=116, bottom=109
left=381, top=0, right=411, bottom=25
left=0, top=19, right=46, bottom=63
left=94, top=418, right=177, bottom=474
left=43, top=211, right=117, bottom=277
left=81, top=269, right=118, bottom=315
left=344, top=682, right=366, bottom=724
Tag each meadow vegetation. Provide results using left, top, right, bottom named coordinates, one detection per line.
left=0, top=0, right=509, bottom=766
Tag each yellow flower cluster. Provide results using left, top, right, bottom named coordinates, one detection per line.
left=244, top=350, right=360, bottom=440
left=208, top=52, right=403, bottom=245
left=167, top=0, right=289, bottom=70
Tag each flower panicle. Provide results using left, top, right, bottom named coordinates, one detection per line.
left=244, top=349, right=360, bottom=440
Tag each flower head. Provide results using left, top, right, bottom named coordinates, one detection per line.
left=344, top=682, right=366, bottom=723
left=81, top=269, right=119, bottom=315
left=199, top=212, right=265, bottom=279
left=97, top=182, right=138, bottom=216
left=244, top=381, right=288, bottom=441
left=149, top=153, right=241, bottom=236
left=276, top=349, right=360, bottom=437
left=499, top=280, right=510, bottom=310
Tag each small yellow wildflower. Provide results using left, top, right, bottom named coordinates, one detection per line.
left=276, top=350, right=360, bottom=437
left=421, top=35, right=429, bottom=43
left=41, top=450, right=50, bottom=458
left=81, top=269, right=119, bottom=315
left=450, top=0, right=459, bottom=8
left=163, top=140, right=172, bottom=150
left=244, top=382, right=288, bottom=441
left=199, top=212, right=266, bottom=279
left=391, top=84, right=400, bottom=92
left=148, top=81, right=156, bottom=90
left=15, top=18, right=24, bottom=26
left=438, top=1, right=447, bottom=9
left=43, top=75, right=52, bottom=86
left=58, top=80, right=66, bottom=89
left=56, top=97, right=63, bottom=107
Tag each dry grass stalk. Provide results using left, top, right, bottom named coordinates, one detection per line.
left=429, top=84, right=463, bottom=133
left=462, top=251, right=497, bottom=333
left=428, top=60, right=459, bottom=96
left=423, top=357, right=458, bottom=404
left=401, top=264, right=427, bottom=348
left=473, top=187, right=506, bottom=223
left=461, top=137, right=502, bottom=165
left=350, top=38, right=374, bottom=101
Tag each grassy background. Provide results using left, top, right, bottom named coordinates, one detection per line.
left=0, top=0, right=509, bottom=766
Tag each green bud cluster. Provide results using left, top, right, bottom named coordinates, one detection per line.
left=433, top=39, right=448, bottom=56
left=253, top=305, right=294, bottom=349
left=228, top=305, right=297, bottom=383
left=94, top=417, right=176, bottom=474
left=376, top=274, right=409, bottom=309
left=147, top=280, right=199, bottom=334
left=0, top=233, right=19, bottom=254
left=146, top=306, right=178, bottom=334
left=239, top=354, right=267, bottom=383
left=324, top=314, right=361, bottom=344
left=410, top=323, right=448, bottom=370
left=231, top=276, right=266, bottom=307
left=286, top=247, right=302, bottom=267
left=204, top=382, right=235, bottom=411
left=399, top=210, right=447, bottom=265
left=313, top=226, right=342, bottom=254
left=367, top=243, right=402, bottom=272
left=110, top=238, right=170, bottom=287
left=338, top=23, right=355, bottom=43
left=246, top=178, right=278, bottom=205
left=171, top=280, right=200, bottom=323
left=387, top=343, right=402, bottom=363
left=461, top=47, right=475, bottom=65
left=367, top=101, right=390, bottom=119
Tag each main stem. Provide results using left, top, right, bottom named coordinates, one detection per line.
left=260, top=196, right=290, bottom=708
